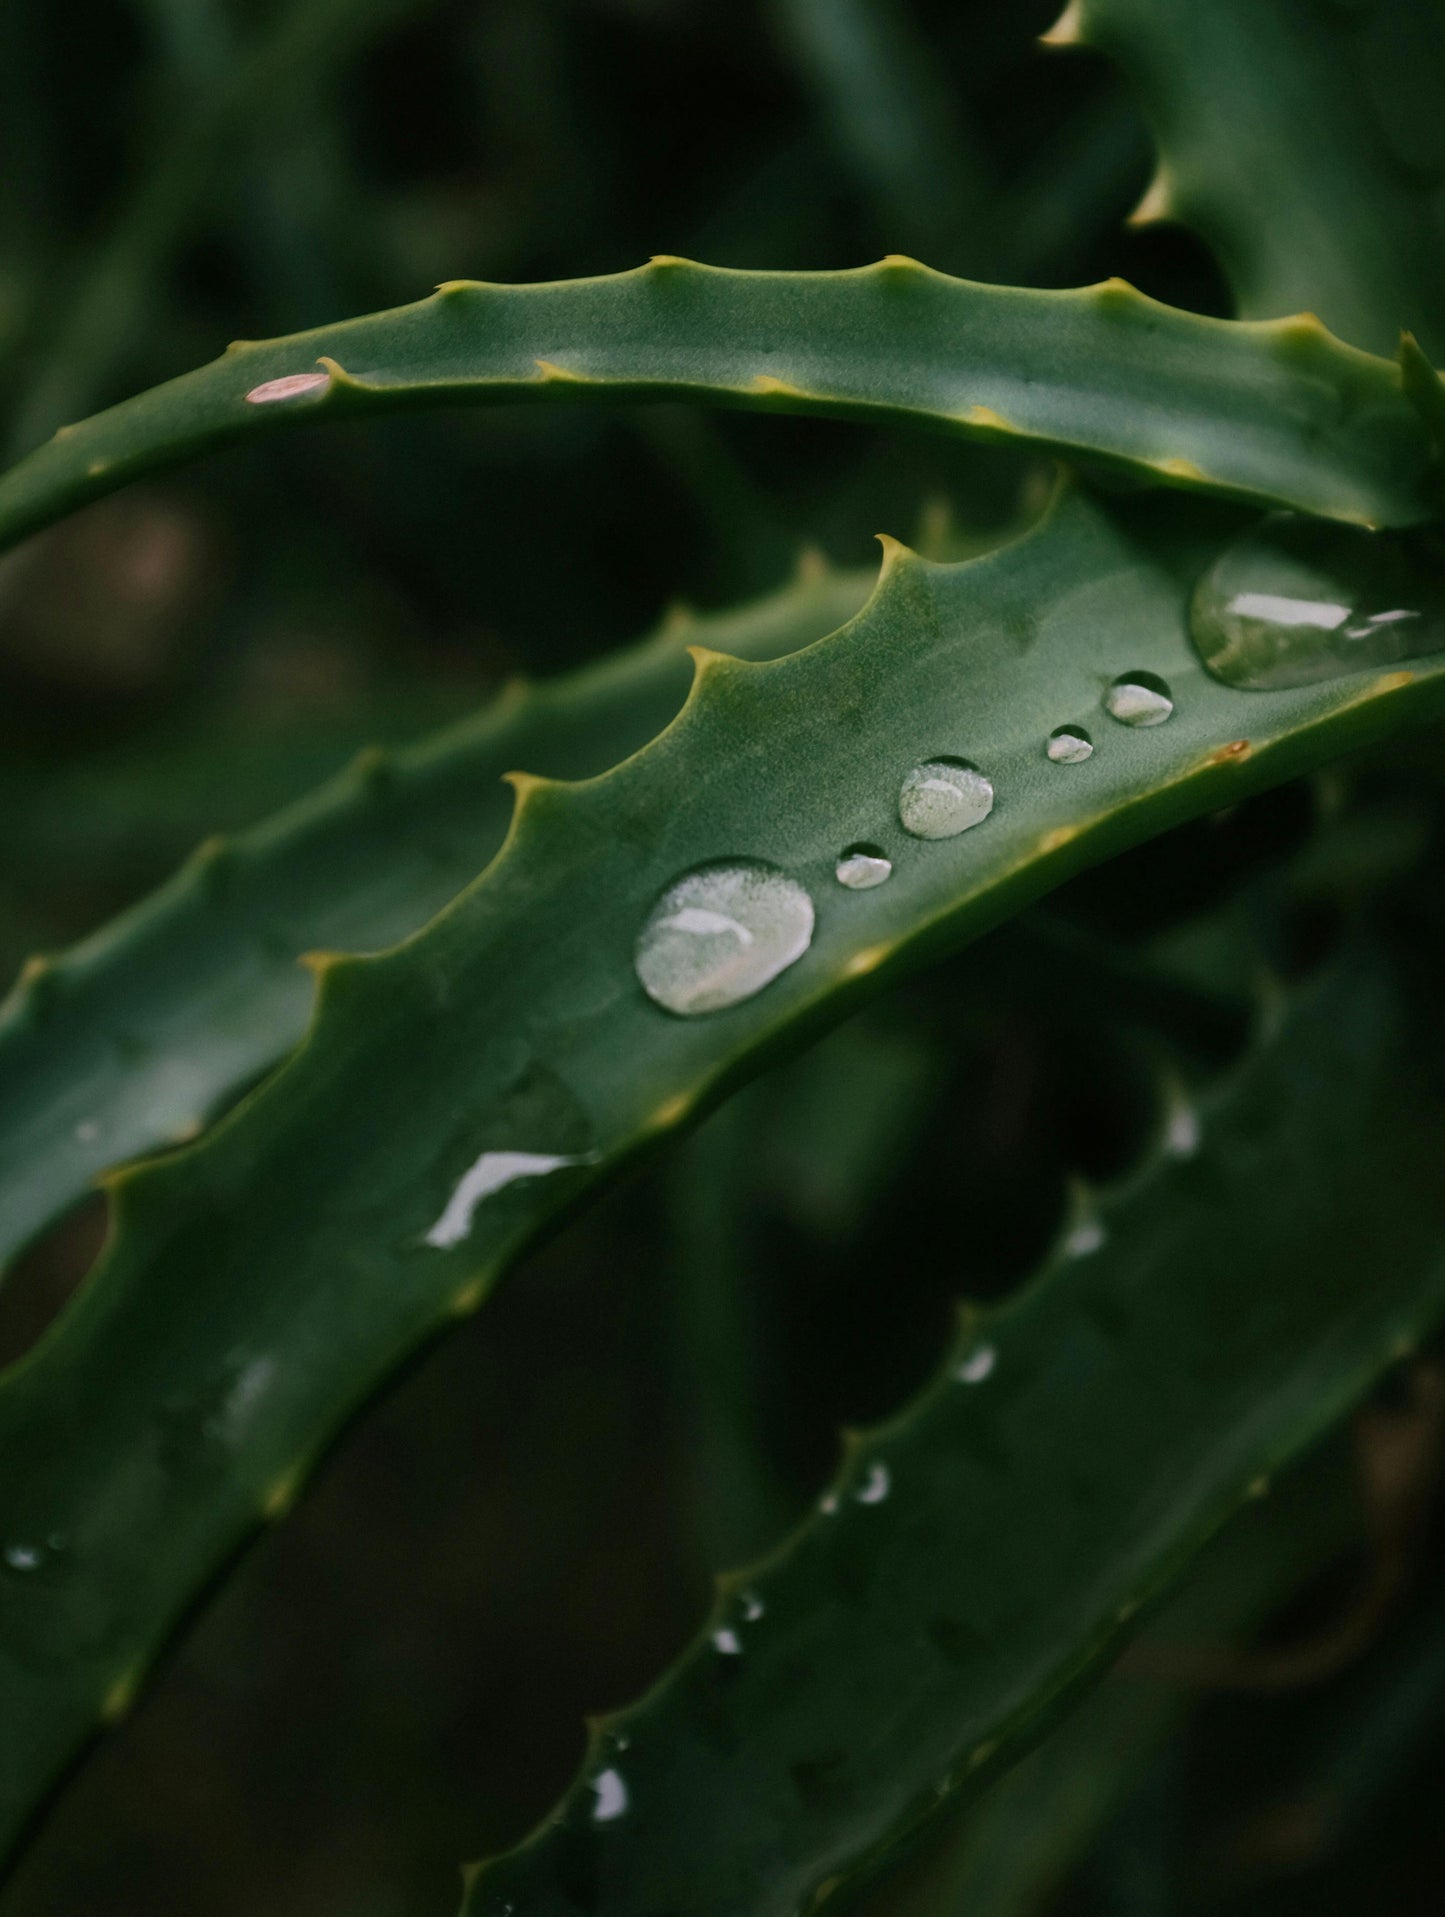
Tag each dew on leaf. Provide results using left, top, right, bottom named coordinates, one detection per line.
left=898, top=758, right=994, bottom=838
left=1189, top=511, right=1444, bottom=689
left=591, top=1769, right=629, bottom=1822
left=713, top=1628, right=743, bottom=1655
left=855, top=1462, right=891, bottom=1504
left=1104, top=672, right=1173, bottom=727
left=3, top=1544, right=41, bottom=1574
left=1046, top=724, right=1093, bottom=764
left=954, top=1343, right=996, bottom=1384
left=243, top=370, right=330, bottom=405
left=835, top=845, right=892, bottom=889
left=635, top=860, right=814, bottom=1015
left=741, top=1591, right=766, bottom=1622
left=425, top=1150, right=588, bottom=1249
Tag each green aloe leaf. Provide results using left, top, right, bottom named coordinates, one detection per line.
left=0, top=261, right=1434, bottom=549
left=0, top=561, right=868, bottom=1271
left=1056, top=0, right=1445, bottom=357
left=6, top=486, right=1445, bottom=1862
left=458, top=947, right=1445, bottom=1916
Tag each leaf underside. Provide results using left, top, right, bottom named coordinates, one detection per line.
left=6, top=485, right=1445, bottom=1865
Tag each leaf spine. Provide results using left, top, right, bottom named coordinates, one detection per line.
left=1127, top=170, right=1175, bottom=228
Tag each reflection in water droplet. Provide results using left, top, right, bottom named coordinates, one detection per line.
left=1189, top=512, right=1445, bottom=689
left=954, top=1343, right=997, bottom=1385
left=635, top=860, right=814, bottom=1015
left=591, top=1769, right=629, bottom=1822
left=1046, top=725, right=1094, bottom=764
left=244, top=370, right=330, bottom=404
left=835, top=845, right=892, bottom=889
left=898, top=758, right=994, bottom=839
left=713, top=1628, right=743, bottom=1655
left=1104, top=673, right=1173, bottom=726
left=425, top=1150, right=588, bottom=1248
left=855, top=1462, right=891, bottom=1504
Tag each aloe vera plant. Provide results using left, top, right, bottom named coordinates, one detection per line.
left=8, top=2, right=1445, bottom=1912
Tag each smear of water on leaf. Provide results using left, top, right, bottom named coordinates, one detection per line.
left=425, top=1150, right=589, bottom=1248
left=635, top=860, right=814, bottom=1015
left=1190, top=511, right=1445, bottom=689
left=1104, top=672, right=1173, bottom=727
left=898, top=758, right=994, bottom=839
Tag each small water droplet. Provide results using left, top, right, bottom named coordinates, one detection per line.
left=835, top=844, right=892, bottom=889
left=1104, top=672, right=1173, bottom=726
left=898, top=758, right=994, bottom=839
left=244, top=370, right=330, bottom=405
left=741, top=1591, right=765, bottom=1622
left=818, top=1491, right=840, bottom=1515
left=635, top=860, right=814, bottom=1015
left=1163, top=1090, right=1200, bottom=1159
left=425, top=1150, right=589, bottom=1249
left=1190, top=513, right=1445, bottom=690
left=1046, top=725, right=1093, bottom=764
left=591, top=1769, right=629, bottom=1823
left=74, top=1119, right=99, bottom=1144
left=3, top=1544, right=41, bottom=1574
left=954, top=1343, right=996, bottom=1385
left=713, top=1628, right=743, bottom=1655
left=1063, top=1214, right=1106, bottom=1257
left=855, top=1462, right=890, bottom=1504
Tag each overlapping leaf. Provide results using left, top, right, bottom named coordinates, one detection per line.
left=6, top=486, right=1445, bottom=1864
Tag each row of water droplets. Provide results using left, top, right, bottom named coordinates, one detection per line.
left=634, top=672, right=1173, bottom=1017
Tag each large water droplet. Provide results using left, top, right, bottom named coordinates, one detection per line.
left=898, top=758, right=994, bottom=839
left=1189, top=512, right=1445, bottom=690
left=635, top=860, right=814, bottom=1015
left=1046, top=725, right=1093, bottom=764
left=591, top=1769, right=629, bottom=1823
left=1104, top=673, right=1173, bottom=726
left=835, top=845, right=892, bottom=889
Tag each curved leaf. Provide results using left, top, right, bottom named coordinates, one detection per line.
left=1053, top=0, right=1445, bottom=357
left=462, top=951, right=1435, bottom=1917
left=6, top=488, right=1445, bottom=1861
left=0, top=262, right=1434, bottom=549
left=0, top=562, right=869, bottom=1270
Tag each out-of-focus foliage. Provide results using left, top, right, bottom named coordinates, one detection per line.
left=4, top=2, right=1445, bottom=1915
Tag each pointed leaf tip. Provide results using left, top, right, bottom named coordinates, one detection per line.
left=1040, top=0, right=1085, bottom=46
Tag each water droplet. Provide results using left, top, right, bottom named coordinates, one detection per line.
left=1191, top=513, right=1445, bottom=690
left=954, top=1343, right=996, bottom=1385
left=741, top=1591, right=765, bottom=1622
left=635, top=860, right=814, bottom=1015
left=855, top=1462, right=890, bottom=1504
left=425, top=1150, right=589, bottom=1248
left=1163, top=1089, right=1200, bottom=1159
left=1104, top=672, right=1173, bottom=726
left=712, top=1628, right=743, bottom=1655
left=591, top=1768, right=629, bottom=1822
left=244, top=370, right=330, bottom=405
left=818, top=1491, right=840, bottom=1515
left=1046, top=725, right=1093, bottom=764
left=835, top=844, right=892, bottom=889
left=898, top=758, right=994, bottom=839
left=3, top=1543, right=41, bottom=1574
left=74, top=1119, right=99, bottom=1144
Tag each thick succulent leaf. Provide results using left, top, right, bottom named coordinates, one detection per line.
left=457, top=948, right=1445, bottom=1917
left=0, top=262, right=1435, bottom=547
left=0, top=565, right=868, bottom=1271
left=8, top=489, right=1445, bottom=1860
left=1055, top=0, right=1445, bottom=358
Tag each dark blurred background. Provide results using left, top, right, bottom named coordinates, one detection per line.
left=2, top=2, right=1444, bottom=1913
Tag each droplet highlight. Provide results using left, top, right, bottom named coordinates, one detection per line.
left=835, top=845, right=892, bottom=889
left=953, top=1343, right=996, bottom=1385
left=635, top=860, right=814, bottom=1015
left=425, top=1150, right=589, bottom=1248
left=1189, top=512, right=1445, bottom=690
left=1104, top=673, right=1173, bottom=727
left=244, top=370, right=330, bottom=405
left=898, top=758, right=994, bottom=839
left=1046, top=725, right=1093, bottom=764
